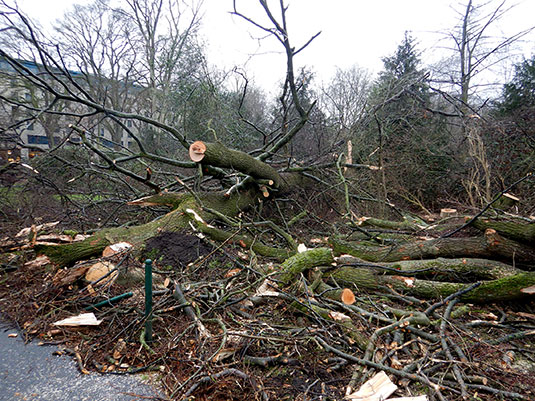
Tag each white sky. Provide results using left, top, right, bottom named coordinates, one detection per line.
left=14, top=0, right=535, bottom=94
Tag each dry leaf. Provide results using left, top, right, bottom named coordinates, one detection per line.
left=341, top=288, right=356, bottom=305
left=113, top=338, right=127, bottom=359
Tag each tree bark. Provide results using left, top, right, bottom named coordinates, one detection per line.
left=37, top=189, right=259, bottom=265
left=472, top=217, right=535, bottom=244
left=336, top=255, right=523, bottom=281
left=190, top=141, right=281, bottom=188
left=326, top=266, right=535, bottom=303
left=330, top=229, right=535, bottom=269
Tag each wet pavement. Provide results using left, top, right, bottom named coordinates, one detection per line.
left=0, top=322, right=163, bottom=401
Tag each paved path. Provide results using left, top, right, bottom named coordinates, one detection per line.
left=0, top=323, right=162, bottom=401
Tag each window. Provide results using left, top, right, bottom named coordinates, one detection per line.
left=100, top=128, right=105, bottom=136
left=27, top=135, right=48, bottom=145
left=126, top=120, right=133, bottom=128
left=99, top=138, right=114, bottom=148
left=25, top=93, right=31, bottom=101
left=27, top=123, right=34, bottom=131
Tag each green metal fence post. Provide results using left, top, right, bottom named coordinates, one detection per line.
left=144, top=259, right=153, bottom=342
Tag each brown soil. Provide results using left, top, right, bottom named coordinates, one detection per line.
left=144, top=231, right=213, bottom=269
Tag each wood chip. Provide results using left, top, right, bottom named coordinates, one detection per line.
left=346, top=371, right=398, bottom=400
left=102, top=242, right=132, bottom=257
left=54, top=312, right=102, bottom=326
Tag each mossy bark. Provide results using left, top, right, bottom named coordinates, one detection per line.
left=326, top=267, right=535, bottom=303
left=337, top=255, right=523, bottom=280
left=473, top=218, right=535, bottom=244
left=278, top=248, right=334, bottom=287
left=37, top=189, right=259, bottom=266
left=330, top=231, right=535, bottom=268
left=197, top=142, right=282, bottom=188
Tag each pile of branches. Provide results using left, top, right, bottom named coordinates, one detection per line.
left=2, top=195, right=535, bottom=400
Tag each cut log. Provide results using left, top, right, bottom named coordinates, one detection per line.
left=336, top=255, right=523, bottom=281
left=472, top=217, right=535, bottom=244
left=189, top=140, right=207, bottom=162
left=440, top=208, right=458, bottom=218
left=330, top=229, right=535, bottom=269
left=188, top=141, right=281, bottom=188
left=326, top=267, right=535, bottom=303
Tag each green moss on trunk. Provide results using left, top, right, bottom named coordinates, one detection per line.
left=278, top=248, right=334, bottom=287
left=327, top=266, right=535, bottom=303
left=200, top=142, right=281, bottom=188
left=37, top=189, right=259, bottom=266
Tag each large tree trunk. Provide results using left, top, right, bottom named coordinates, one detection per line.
left=275, top=249, right=535, bottom=303
left=326, top=266, right=535, bottom=303
left=37, top=189, right=261, bottom=265
left=472, top=217, right=535, bottom=244
left=330, top=229, right=535, bottom=269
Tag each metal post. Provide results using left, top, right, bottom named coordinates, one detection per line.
left=84, top=292, right=133, bottom=311
left=144, top=259, right=153, bottom=342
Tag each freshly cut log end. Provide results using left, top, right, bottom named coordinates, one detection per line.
left=440, top=208, right=457, bottom=218
left=260, top=185, right=270, bottom=198
left=189, top=141, right=207, bottom=162
left=341, top=288, right=356, bottom=305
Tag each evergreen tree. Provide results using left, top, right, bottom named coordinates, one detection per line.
left=365, top=33, right=452, bottom=206
left=501, top=56, right=535, bottom=113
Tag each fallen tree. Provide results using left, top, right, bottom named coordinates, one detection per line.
left=3, top=2, right=535, bottom=400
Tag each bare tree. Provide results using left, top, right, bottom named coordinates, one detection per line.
left=321, top=65, right=372, bottom=150
left=433, top=0, right=534, bottom=111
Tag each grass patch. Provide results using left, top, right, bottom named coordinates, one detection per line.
left=52, top=193, right=106, bottom=202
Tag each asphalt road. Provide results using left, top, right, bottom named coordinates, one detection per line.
left=0, top=322, right=162, bottom=401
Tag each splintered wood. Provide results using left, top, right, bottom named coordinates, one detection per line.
left=346, top=371, right=428, bottom=401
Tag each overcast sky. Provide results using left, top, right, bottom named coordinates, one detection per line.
left=15, top=0, right=535, bottom=93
